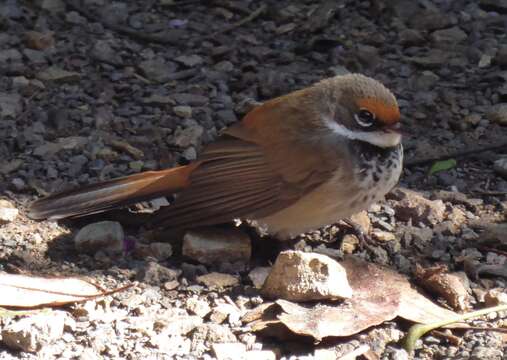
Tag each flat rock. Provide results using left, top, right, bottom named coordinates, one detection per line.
left=175, top=54, right=204, bottom=67
left=196, top=272, right=239, bottom=288
left=37, top=66, right=80, bottom=83
left=389, top=188, right=446, bottom=225
left=74, top=221, right=124, bottom=255
left=182, top=228, right=251, bottom=265
left=173, top=105, right=192, bottom=118
left=431, top=27, right=467, bottom=45
left=261, top=250, right=353, bottom=302
left=1, top=311, right=66, bottom=352
left=0, top=199, right=18, bottom=224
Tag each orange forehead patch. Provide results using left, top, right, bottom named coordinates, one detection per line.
left=356, top=98, right=400, bottom=124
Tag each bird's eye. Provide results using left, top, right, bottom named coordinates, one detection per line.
left=354, top=109, right=376, bottom=127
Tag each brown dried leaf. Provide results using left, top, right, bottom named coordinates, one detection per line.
left=0, top=272, right=129, bottom=308
left=414, top=265, right=470, bottom=311
left=248, top=256, right=459, bottom=341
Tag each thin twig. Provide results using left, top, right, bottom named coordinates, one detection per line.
left=405, top=142, right=507, bottom=167
left=209, top=3, right=267, bottom=37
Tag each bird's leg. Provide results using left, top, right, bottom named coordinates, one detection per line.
left=340, top=219, right=377, bottom=251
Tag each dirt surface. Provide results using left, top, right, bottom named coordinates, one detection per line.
left=0, top=0, right=506, bottom=359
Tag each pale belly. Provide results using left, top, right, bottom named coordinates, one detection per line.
left=254, top=144, right=403, bottom=239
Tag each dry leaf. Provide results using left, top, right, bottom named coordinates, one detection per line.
left=414, top=264, right=470, bottom=311
left=246, top=256, right=458, bottom=341
left=0, top=272, right=129, bottom=308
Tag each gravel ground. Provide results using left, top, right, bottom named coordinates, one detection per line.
left=0, top=0, right=506, bottom=359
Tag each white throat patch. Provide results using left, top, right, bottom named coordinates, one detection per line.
left=325, top=118, right=401, bottom=148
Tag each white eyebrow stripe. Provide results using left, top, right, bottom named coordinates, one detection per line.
left=324, top=117, right=401, bottom=148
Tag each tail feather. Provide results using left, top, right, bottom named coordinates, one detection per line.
left=28, top=164, right=197, bottom=220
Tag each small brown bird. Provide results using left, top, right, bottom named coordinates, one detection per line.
left=29, top=74, right=402, bottom=240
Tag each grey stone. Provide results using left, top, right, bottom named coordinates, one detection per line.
left=37, top=66, right=80, bottom=83
left=138, top=59, right=177, bottom=82
left=431, top=27, right=467, bottom=45
left=175, top=54, right=204, bottom=67
left=137, top=261, right=181, bottom=285
left=74, top=221, right=124, bottom=255
left=173, top=123, right=204, bottom=147
left=182, top=228, right=251, bottom=265
left=173, top=105, right=192, bottom=118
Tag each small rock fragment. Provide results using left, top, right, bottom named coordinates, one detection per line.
left=248, top=267, right=271, bottom=289
left=196, top=272, right=239, bottom=288
left=372, top=230, right=396, bottom=242
left=149, top=242, right=173, bottom=261
left=37, top=66, right=80, bottom=83
left=74, top=221, right=124, bottom=255
left=430, top=27, right=467, bottom=45
left=261, top=251, right=353, bottom=302
left=182, top=228, right=251, bottom=265
left=484, top=289, right=507, bottom=306
left=24, top=31, right=54, bottom=50
left=186, top=297, right=211, bottom=318
left=173, top=105, right=192, bottom=118
left=212, top=343, right=246, bottom=360
left=173, top=123, right=204, bottom=148
left=1, top=311, right=66, bottom=352
left=162, top=316, right=203, bottom=336
left=0, top=199, right=18, bottom=224
left=175, top=54, right=204, bottom=67
left=390, top=188, right=446, bottom=225
left=138, top=59, right=177, bottom=82
left=137, top=261, right=181, bottom=285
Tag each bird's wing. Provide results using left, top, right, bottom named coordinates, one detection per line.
left=151, top=96, right=341, bottom=229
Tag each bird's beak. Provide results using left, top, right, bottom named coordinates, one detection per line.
left=384, top=122, right=402, bottom=134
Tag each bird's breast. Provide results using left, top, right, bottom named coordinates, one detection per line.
left=252, top=143, right=403, bottom=239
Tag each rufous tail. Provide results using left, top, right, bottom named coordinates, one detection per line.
left=28, top=164, right=197, bottom=220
